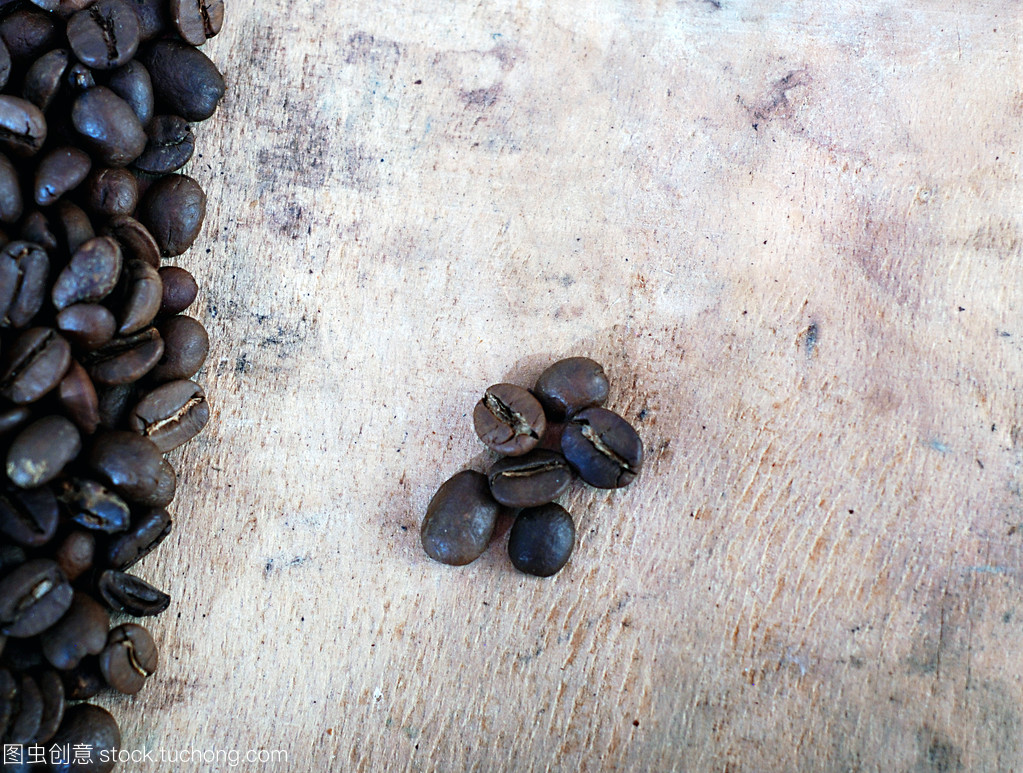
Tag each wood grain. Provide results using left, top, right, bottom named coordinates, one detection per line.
left=97, top=1, right=1023, bottom=770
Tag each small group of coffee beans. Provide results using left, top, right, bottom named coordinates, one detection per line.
left=0, top=1, right=226, bottom=769
left=421, top=357, right=643, bottom=577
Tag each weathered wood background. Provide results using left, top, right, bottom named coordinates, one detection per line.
left=101, top=1, right=1023, bottom=770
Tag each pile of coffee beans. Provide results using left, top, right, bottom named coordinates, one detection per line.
left=0, top=0, right=225, bottom=768
left=421, top=357, right=643, bottom=577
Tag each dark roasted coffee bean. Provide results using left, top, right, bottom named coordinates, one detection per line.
left=67, top=0, right=140, bottom=70
left=41, top=592, right=109, bottom=670
left=54, top=530, right=95, bottom=581
left=139, top=173, right=206, bottom=256
left=57, top=478, right=131, bottom=533
left=488, top=449, right=573, bottom=508
left=0, top=9, right=56, bottom=61
left=22, top=48, right=69, bottom=111
left=133, top=114, right=194, bottom=175
left=171, top=0, right=224, bottom=45
left=106, top=507, right=170, bottom=569
left=158, top=266, right=197, bottom=315
left=534, top=356, right=610, bottom=420
left=561, top=407, right=642, bottom=489
left=7, top=416, right=81, bottom=488
left=0, top=95, right=46, bottom=156
left=66, top=61, right=95, bottom=91
left=0, top=559, right=72, bottom=637
left=0, top=152, right=20, bottom=223
left=54, top=200, right=95, bottom=255
left=150, top=315, right=206, bottom=381
left=139, top=40, right=225, bottom=121
left=18, top=211, right=56, bottom=252
left=72, top=87, right=146, bottom=167
left=34, top=146, right=92, bottom=207
left=84, top=326, right=163, bottom=385
left=95, top=382, right=136, bottom=429
left=99, top=622, right=157, bottom=694
left=82, top=167, right=138, bottom=217
left=4, top=673, right=41, bottom=743
left=0, top=328, right=71, bottom=404
left=507, top=503, right=575, bottom=577
left=102, top=214, right=159, bottom=267
left=145, top=457, right=175, bottom=507
left=421, top=470, right=502, bottom=566
left=0, top=38, right=9, bottom=89
left=107, top=60, right=153, bottom=126
left=125, top=0, right=167, bottom=41
left=0, top=485, right=58, bottom=547
left=0, top=241, right=48, bottom=328
left=129, top=379, right=208, bottom=451
left=88, top=430, right=163, bottom=503
left=60, top=658, right=104, bottom=700
left=58, top=360, right=100, bottom=434
left=51, top=237, right=123, bottom=311
left=118, top=259, right=162, bottom=334
left=56, top=304, right=117, bottom=350
left=0, top=407, right=31, bottom=437
left=34, top=669, right=64, bottom=745
left=49, top=703, right=120, bottom=772
left=97, top=569, right=168, bottom=615
left=473, top=383, right=546, bottom=456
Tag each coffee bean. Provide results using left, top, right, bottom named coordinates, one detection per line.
left=507, top=503, right=575, bottom=577
left=95, top=382, right=136, bottom=429
left=0, top=38, right=9, bottom=90
left=158, top=265, right=197, bottom=315
left=67, top=0, right=140, bottom=70
left=57, top=477, right=131, bottom=533
left=22, top=47, right=68, bottom=110
left=54, top=200, right=96, bottom=255
left=139, top=173, right=206, bottom=256
left=0, top=559, right=72, bottom=637
left=51, top=236, right=123, bottom=310
left=102, top=214, right=160, bottom=267
left=40, top=592, right=109, bottom=670
left=149, top=315, right=207, bottom=381
left=18, top=211, right=57, bottom=252
left=72, top=87, right=146, bottom=167
left=129, top=379, right=208, bottom=451
left=34, top=146, right=92, bottom=206
left=59, top=658, right=105, bottom=701
left=0, top=484, right=58, bottom=547
left=99, top=622, right=157, bottom=694
left=0, top=407, right=30, bottom=437
left=87, top=430, right=163, bottom=503
left=0, top=9, right=57, bottom=61
left=56, top=303, right=116, bottom=350
left=4, top=673, right=41, bottom=743
left=84, top=326, right=163, bottom=385
left=96, top=569, right=169, bottom=615
left=0, top=327, right=71, bottom=404
left=117, top=259, right=162, bottom=335
left=7, top=415, right=81, bottom=488
left=54, top=529, right=95, bottom=581
left=107, top=60, right=154, bottom=129
left=65, top=60, right=96, bottom=92
left=82, top=167, right=139, bottom=217
left=473, top=383, right=546, bottom=456
left=105, top=506, right=170, bottom=569
left=0, top=152, right=20, bottom=223
left=145, top=457, right=175, bottom=508
left=0, top=95, right=46, bottom=156
left=0, top=242, right=48, bottom=329
left=57, top=360, right=101, bottom=434
left=139, top=40, right=225, bottom=121
left=421, top=470, right=503, bottom=566
left=488, top=449, right=573, bottom=508
left=48, top=703, right=120, bottom=773
left=561, top=407, right=642, bottom=489
left=125, top=0, right=168, bottom=41
left=534, top=356, right=610, bottom=420
left=33, top=668, right=64, bottom=744
left=132, top=114, right=194, bottom=175
left=170, top=0, right=224, bottom=46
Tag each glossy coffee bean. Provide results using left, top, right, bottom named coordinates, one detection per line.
left=72, top=87, right=147, bottom=166
left=99, top=622, right=157, bottom=694
left=107, top=59, right=153, bottom=126
left=140, top=173, right=206, bottom=256
left=0, top=484, right=58, bottom=547
left=473, top=383, right=546, bottom=456
left=118, top=259, right=162, bottom=335
left=54, top=200, right=95, bottom=255
left=34, top=146, right=92, bottom=206
left=139, top=40, right=225, bottom=121
left=56, top=304, right=117, bottom=350
left=51, top=236, right=123, bottom=310
left=0, top=559, right=72, bottom=637
left=507, top=503, right=575, bottom=577
left=57, top=477, right=131, bottom=533
left=84, top=326, right=164, bottom=385
left=59, top=658, right=105, bottom=701
left=0, top=328, right=71, bottom=404
left=40, top=592, right=109, bottom=670
left=34, top=669, right=64, bottom=745
left=421, top=470, right=502, bottom=566
left=4, top=673, right=41, bottom=743
left=561, top=407, right=642, bottom=489
left=87, top=430, right=163, bottom=503
left=158, top=266, right=198, bottom=315
left=145, top=457, right=176, bottom=508
left=54, top=530, right=95, bottom=581
left=96, top=382, right=136, bottom=429
left=0, top=95, right=46, bottom=156
left=82, top=167, right=138, bottom=217
left=0, top=407, right=30, bottom=438
left=22, top=48, right=69, bottom=111
left=66, top=61, right=96, bottom=91
left=106, top=506, right=171, bottom=569
left=0, top=241, right=48, bottom=328
left=18, top=211, right=57, bottom=253
left=534, top=356, right=610, bottom=420
left=171, top=0, right=224, bottom=45
left=150, top=315, right=207, bottom=381
left=0, top=9, right=56, bottom=61
left=488, top=449, right=573, bottom=508
left=67, top=0, right=140, bottom=70
left=125, top=0, right=168, bottom=40
left=97, top=570, right=169, bottom=615
left=0, top=152, right=20, bottom=223
left=133, top=114, right=195, bottom=175
left=7, top=416, right=81, bottom=488
left=48, top=703, right=120, bottom=773
left=129, top=379, right=208, bottom=451
left=57, top=360, right=100, bottom=434
left=103, top=214, right=160, bottom=267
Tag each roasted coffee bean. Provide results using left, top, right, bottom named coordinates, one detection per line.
left=34, top=669, right=64, bottom=745
left=139, top=173, right=206, bottom=256
left=4, top=673, right=41, bottom=743
left=57, top=477, right=131, bottom=533
left=7, top=416, right=81, bottom=488
left=139, top=40, right=225, bottom=121
left=85, top=326, right=163, bottom=385
left=34, top=146, right=92, bottom=206
left=72, top=87, right=147, bottom=166
left=102, top=214, right=160, bottom=267
left=54, top=529, right=95, bottom=581
left=149, top=315, right=206, bottom=381
left=87, top=430, right=163, bottom=503
left=0, top=95, right=46, bottom=156
left=0, top=407, right=30, bottom=437
left=507, top=503, right=576, bottom=577
left=0, top=559, right=72, bottom=637
left=18, top=211, right=57, bottom=252
left=0, top=485, right=58, bottom=547
left=97, top=569, right=169, bottom=615
left=129, top=379, right=208, bottom=451
left=48, top=703, right=120, bottom=773
left=51, top=236, right=123, bottom=310
left=0, top=38, right=8, bottom=90
left=142, top=457, right=175, bottom=508
left=95, top=382, right=136, bottom=428
left=65, top=61, right=96, bottom=91
left=0, top=328, right=71, bottom=404
left=125, top=0, right=168, bottom=41
left=118, top=259, right=162, bottom=335
left=561, top=407, right=642, bottom=489
left=106, top=506, right=170, bottom=569
left=54, top=200, right=96, bottom=254
left=57, top=360, right=100, bottom=434
left=158, top=265, right=197, bottom=315
left=0, top=241, right=48, bottom=328
left=534, top=356, right=610, bottom=420
left=133, top=114, right=194, bottom=175
left=22, top=48, right=69, bottom=111
left=40, top=592, right=109, bottom=670
left=421, top=470, right=503, bottom=566
left=473, top=383, right=546, bottom=456
left=488, top=449, right=573, bottom=508
left=0, top=152, right=20, bottom=223
left=99, top=622, right=157, bottom=694
left=82, top=167, right=138, bottom=217
left=56, top=304, right=116, bottom=350
left=59, top=658, right=105, bottom=701
left=67, top=0, right=140, bottom=70
left=107, top=60, right=153, bottom=126
left=0, top=9, right=57, bottom=61
left=171, top=0, right=224, bottom=46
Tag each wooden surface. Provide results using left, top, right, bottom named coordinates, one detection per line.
left=103, top=1, right=1023, bottom=770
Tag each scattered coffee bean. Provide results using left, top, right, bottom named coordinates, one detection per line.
left=40, top=591, right=109, bottom=670
left=473, top=383, right=546, bottom=456
left=34, top=668, right=64, bottom=745
left=421, top=470, right=503, bottom=566
left=53, top=530, right=95, bottom=581
left=51, top=236, right=123, bottom=310
left=96, top=570, right=170, bottom=616
left=488, top=449, right=573, bottom=508
left=7, top=415, right=81, bottom=488
left=149, top=314, right=208, bottom=381
left=139, top=173, right=206, bottom=256
left=4, top=673, right=42, bottom=743
left=129, top=379, right=209, bottom=451
left=507, top=503, right=576, bottom=577
left=170, top=0, right=224, bottom=46
left=0, top=484, right=58, bottom=547
left=56, top=477, right=131, bottom=533
left=71, top=86, right=146, bottom=166
left=561, top=407, right=643, bottom=489
left=34, top=145, right=91, bottom=206
left=66, top=0, right=139, bottom=70
left=99, top=622, right=157, bottom=694
left=0, top=558, right=72, bottom=637
left=534, top=356, right=610, bottom=420
left=133, top=114, right=195, bottom=175
left=82, top=167, right=139, bottom=217
left=105, top=507, right=171, bottom=570
left=48, top=703, right=120, bottom=773
left=106, top=59, right=153, bottom=127
left=138, top=39, right=225, bottom=121
left=158, top=265, right=198, bottom=315
left=87, top=430, right=163, bottom=503
left=55, top=303, right=117, bottom=350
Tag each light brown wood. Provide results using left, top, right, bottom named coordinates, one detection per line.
left=103, top=1, right=1023, bottom=770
